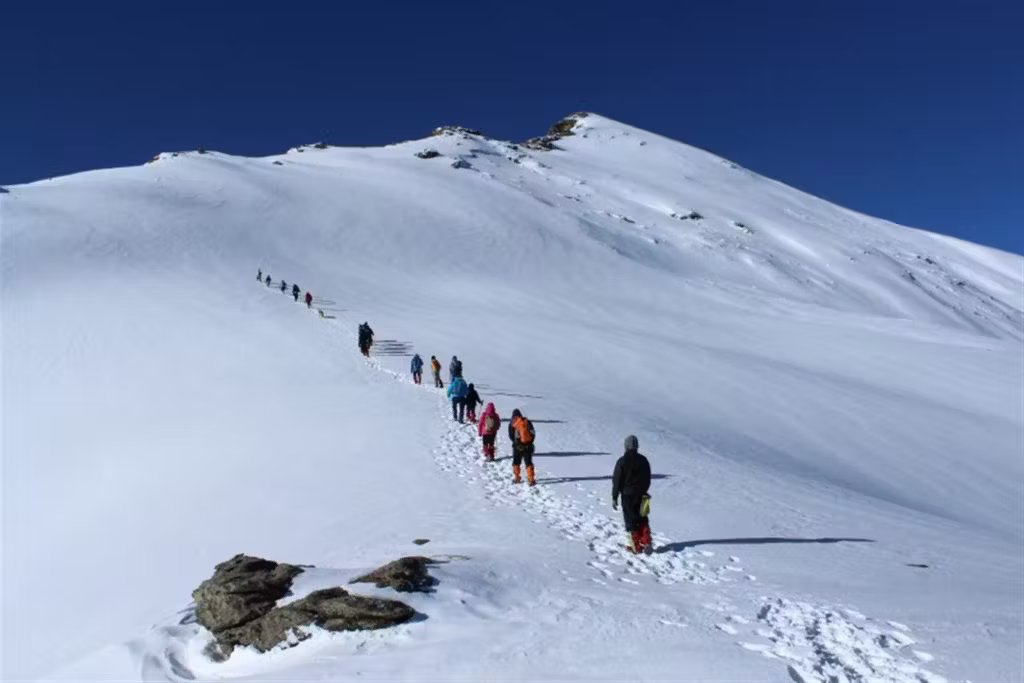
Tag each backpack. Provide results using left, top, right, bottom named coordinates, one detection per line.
left=452, top=359, right=463, bottom=376
left=431, top=358, right=441, bottom=372
left=484, top=413, right=499, bottom=434
left=515, top=417, right=535, bottom=444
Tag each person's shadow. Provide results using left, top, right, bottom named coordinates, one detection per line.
left=537, top=474, right=670, bottom=485
left=656, top=537, right=874, bottom=553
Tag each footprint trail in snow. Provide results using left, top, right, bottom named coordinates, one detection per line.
left=358, top=329, right=949, bottom=683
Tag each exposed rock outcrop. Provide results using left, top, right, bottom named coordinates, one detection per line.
left=432, top=125, right=484, bottom=138
left=351, top=556, right=437, bottom=593
left=193, top=555, right=302, bottom=632
left=192, top=554, right=420, bottom=661
left=523, top=112, right=589, bottom=151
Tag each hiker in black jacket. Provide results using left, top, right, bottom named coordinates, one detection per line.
left=464, top=383, right=482, bottom=422
left=612, top=434, right=652, bottom=554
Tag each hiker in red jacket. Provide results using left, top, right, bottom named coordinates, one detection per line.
left=477, top=402, right=501, bottom=461
left=304, top=291, right=313, bottom=308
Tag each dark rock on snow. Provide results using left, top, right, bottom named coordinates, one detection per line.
left=432, top=125, right=484, bottom=138
left=193, top=554, right=420, bottom=661
left=522, top=112, right=589, bottom=151
left=450, top=159, right=472, bottom=169
left=412, top=538, right=430, bottom=546
left=192, top=554, right=302, bottom=632
left=671, top=211, right=703, bottom=221
left=351, top=556, right=437, bottom=593
left=415, top=149, right=442, bottom=159
left=210, top=587, right=415, bottom=659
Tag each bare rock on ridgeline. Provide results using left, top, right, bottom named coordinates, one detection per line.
left=522, top=112, right=590, bottom=151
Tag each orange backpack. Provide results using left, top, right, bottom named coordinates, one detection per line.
left=514, top=417, right=535, bottom=444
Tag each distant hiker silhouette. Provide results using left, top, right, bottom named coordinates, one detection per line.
left=410, top=353, right=424, bottom=384
left=358, top=322, right=375, bottom=356
left=304, top=291, right=313, bottom=309
left=265, top=275, right=272, bottom=287
left=257, top=268, right=262, bottom=281
left=449, top=355, right=463, bottom=382
left=430, top=356, right=443, bottom=388
left=292, top=284, right=300, bottom=302
left=465, top=382, right=482, bottom=422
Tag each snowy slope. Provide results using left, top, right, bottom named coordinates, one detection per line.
left=2, top=113, right=1021, bottom=682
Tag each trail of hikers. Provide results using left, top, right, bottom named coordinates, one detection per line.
left=256, top=266, right=654, bottom=554
left=253, top=267, right=950, bottom=683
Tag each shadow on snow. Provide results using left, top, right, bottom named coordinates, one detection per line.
left=533, top=451, right=610, bottom=458
left=655, top=537, right=875, bottom=553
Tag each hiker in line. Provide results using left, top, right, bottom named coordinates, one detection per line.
left=280, top=280, right=287, bottom=293
left=430, top=356, right=443, bottom=388
left=447, top=375, right=468, bottom=422
left=508, top=409, right=536, bottom=486
left=357, top=323, right=368, bottom=355
left=363, top=322, right=375, bottom=354
left=257, top=268, right=262, bottom=281
left=410, top=353, right=424, bottom=384
left=612, top=435, right=652, bottom=554
left=477, top=402, right=501, bottom=461
left=265, top=274, right=272, bottom=287
left=465, top=382, right=482, bottom=422
left=305, top=291, right=313, bottom=309
left=449, top=355, right=462, bottom=382
left=292, top=283, right=300, bottom=302
left=358, top=322, right=375, bottom=356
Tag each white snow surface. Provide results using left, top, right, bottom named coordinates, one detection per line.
left=3, top=114, right=1022, bottom=682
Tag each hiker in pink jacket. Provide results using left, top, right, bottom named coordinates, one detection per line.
left=478, top=402, right=501, bottom=461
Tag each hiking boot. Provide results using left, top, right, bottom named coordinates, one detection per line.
left=512, top=464, right=522, bottom=484
left=526, top=465, right=536, bottom=487
left=639, top=523, right=652, bottom=553
left=625, top=531, right=642, bottom=554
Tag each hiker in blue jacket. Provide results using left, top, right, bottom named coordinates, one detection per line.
left=447, top=375, right=469, bottom=422
left=410, top=353, right=424, bottom=385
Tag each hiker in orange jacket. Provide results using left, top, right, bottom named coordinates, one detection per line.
left=430, top=356, right=443, bottom=388
left=508, top=409, right=536, bottom=486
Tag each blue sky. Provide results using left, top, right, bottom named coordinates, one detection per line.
left=3, top=1, right=1022, bottom=253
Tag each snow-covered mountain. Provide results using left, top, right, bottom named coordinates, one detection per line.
left=3, top=113, right=1021, bottom=682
